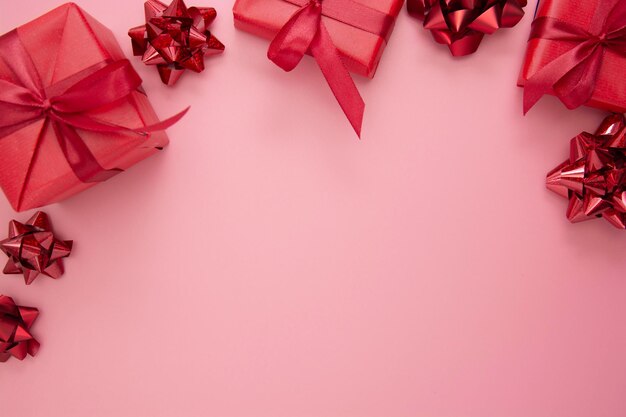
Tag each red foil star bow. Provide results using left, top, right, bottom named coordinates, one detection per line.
left=523, top=0, right=626, bottom=113
left=547, top=114, right=626, bottom=229
left=0, top=295, right=39, bottom=362
left=407, top=0, right=526, bottom=56
left=129, top=0, right=225, bottom=85
left=1, top=212, right=72, bottom=285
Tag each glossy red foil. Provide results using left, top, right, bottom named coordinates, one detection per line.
left=547, top=114, right=626, bottom=230
left=0, top=3, right=169, bottom=212
left=1, top=212, right=73, bottom=285
left=519, top=0, right=626, bottom=113
left=129, top=0, right=225, bottom=86
left=232, top=0, right=404, bottom=79
left=0, top=295, right=39, bottom=362
left=408, top=0, right=526, bottom=56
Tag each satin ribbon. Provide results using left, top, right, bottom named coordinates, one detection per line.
left=0, top=30, right=187, bottom=206
left=523, top=0, right=626, bottom=113
left=268, top=0, right=393, bottom=137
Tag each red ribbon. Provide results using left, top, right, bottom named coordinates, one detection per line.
left=407, top=0, right=526, bottom=57
left=523, top=0, right=626, bottom=114
left=268, top=0, right=392, bottom=137
left=0, top=30, right=188, bottom=206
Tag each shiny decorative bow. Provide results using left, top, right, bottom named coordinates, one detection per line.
left=268, top=0, right=366, bottom=137
left=1, top=212, right=72, bottom=285
left=547, top=114, right=626, bottom=229
left=129, top=0, right=225, bottom=85
left=408, top=0, right=526, bottom=56
left=0, top=29, right=187, bottom=209
left=0, top=295, right=39, bottom=362
left=524, top=0, right=626, bottom=113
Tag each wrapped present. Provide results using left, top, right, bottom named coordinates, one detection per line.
left=546, top=114, right=626, bottom=229
left=0, top=3, right=186, bottom=212
left=519, top=0, right=626, bottom=114
left=233, top=0, right=404, bottom=136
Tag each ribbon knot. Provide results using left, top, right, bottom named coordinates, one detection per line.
left=40, top=98, right=52, bottom=113
left=523, top=0, right=626, bottom=113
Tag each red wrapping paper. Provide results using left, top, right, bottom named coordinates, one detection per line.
left=232, top=0, right=404, bottom=79
left=518, top=0, right=626, bottom=113
left=0, top=3, right=170, bottom=212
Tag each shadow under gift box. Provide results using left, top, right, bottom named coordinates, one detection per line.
left=0, top=3, right=169, bottom=212
left=518, top=0, right=626, bottom=112
left=233, top=0, right=404, bottom=79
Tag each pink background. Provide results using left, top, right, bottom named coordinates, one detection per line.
left=1, top=1, right=626, bottom=416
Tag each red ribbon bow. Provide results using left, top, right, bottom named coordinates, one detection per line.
left=1, top=211, right=73, bottom=285
left=268, top=0, right=368, bottom=137
left=408, top=0, right=526, bottom=56
left=129, top=0, right=225, bottom=85
left=546, top=114, right=626, bottom=229
left=523, top=0, right=626, bottom=113
left=0, top=30, right=188, bottom=208
left=0, top=295, right=39, bottom=362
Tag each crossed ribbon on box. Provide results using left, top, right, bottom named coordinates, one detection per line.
left=524, top=0, right=626, bottom=113
left=0, top=30, right=187, bottom=207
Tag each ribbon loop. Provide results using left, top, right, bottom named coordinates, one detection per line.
left=268, top=1, right=322, bottom=71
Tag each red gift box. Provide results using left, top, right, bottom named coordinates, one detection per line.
left=519, top=0, right=626, bottom=113
left=233, top=0, right=404, bottom=79
left=0, top=3, right=172, bottom=212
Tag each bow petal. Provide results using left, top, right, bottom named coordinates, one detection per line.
left=51, top=60, right=143, bottom=114
left=268, top=2, right=322, bottom=71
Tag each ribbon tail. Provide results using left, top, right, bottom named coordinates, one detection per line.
left=51, top=120, right=122, bottom=183
left=311, top=23, right=364, bottom=137
left=523, top=42, right=596, bottom=114
left=138, top=106, right=190, bottom=133
left=555, top=47, right=604, bottom=110
left=56, top=106, right=190, bottom=135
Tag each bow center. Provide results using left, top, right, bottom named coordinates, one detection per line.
left=41, top=98, right=52, bottom=113
left=592, top=32, right=608, bottom=46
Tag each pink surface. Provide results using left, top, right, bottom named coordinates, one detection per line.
left=1, top=1, right=625, bottom=416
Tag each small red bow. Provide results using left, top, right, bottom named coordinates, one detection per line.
left=524, top=0, right=626, bottom=113
left=547, top=114, right=626, bottom=229
left=408, top=0, right=526, bottom=56
left=1, top=212, right=72, bottom=285
left=268, top=0, right=365, bottom=137
left=0, top=295, right=39, bottom=362
left=129, top=0, right=225, bottom=85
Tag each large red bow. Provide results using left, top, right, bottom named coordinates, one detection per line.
left=523, top=0, right=626, bottom=113
left=408, top=0, right=526, bottom=56
left=546, top=114, right=626, bottom=229
left=267, top=0, right=368, bottom=137
left=0, top=30, right=187, bottom=207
